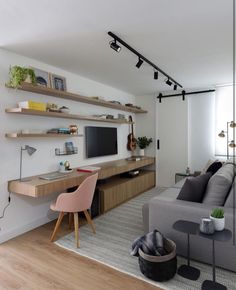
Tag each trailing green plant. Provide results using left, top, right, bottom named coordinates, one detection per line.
left=7, top=66, right=36, bottom=88
left=211, top=208, right=224, bottom=219
left=137, top=136, right=153, bottom=149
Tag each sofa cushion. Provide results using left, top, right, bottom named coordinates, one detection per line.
left=203, top=163, right=235, bottom=206
left=206, top=161, right=222, bottom=175
left=177, top=173, right=212, bottom=202
left=224, top=178, right=236, bottom=208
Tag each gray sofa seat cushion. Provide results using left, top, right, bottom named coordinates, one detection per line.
left=177, top=173, right=212, bottom=202
left=225, top=178, right=236, bottom=208
left=154, top=187, right=180, bottom=202
left=203, top=163, right=235, bottom=206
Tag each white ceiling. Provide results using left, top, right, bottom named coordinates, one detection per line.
left=0, top=0, right=233, bottom=95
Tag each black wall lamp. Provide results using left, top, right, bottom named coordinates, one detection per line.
left=108, top=31, right=182, bottom=90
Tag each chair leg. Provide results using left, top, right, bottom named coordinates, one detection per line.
left=50, top=212, right=64, bottom=242
left=84, top=210, right=96, bottom=234
left=69, top=213, right=73, bottom=230
left=73, top=212, right=80, bottom=248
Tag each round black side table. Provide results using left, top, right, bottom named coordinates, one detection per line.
left=198, top=229, right=232, bottom=290
left=173, top=220, right=200, bottom=281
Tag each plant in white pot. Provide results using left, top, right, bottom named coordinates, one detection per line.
left=7, top=66, right=36, bottom=88
left=210, top=208, right=225, bottom=231
left=137, top=136, right=153, bottom=156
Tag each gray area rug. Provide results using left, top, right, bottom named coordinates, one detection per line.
left=55, top=187, right=236, bottom=290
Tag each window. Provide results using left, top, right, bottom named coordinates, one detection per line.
left=215, top=85, right=235, bottom=157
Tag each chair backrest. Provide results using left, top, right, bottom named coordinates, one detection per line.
left=55, top=173, right=98, bottom=212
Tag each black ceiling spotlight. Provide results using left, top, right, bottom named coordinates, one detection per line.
left=158, top=93, right=162, bottom=103
left=166, top=78, right=172, bottom=86
left=182, top=90, right=186, bottom=101
left=109, top=40, right=121, bottom=52
left=173, top=84, right=178, bottom=90
left=154, top=71, right=158, bottom=80
left=136, top=57, right=143, bottom=69
left=107, top=31, right=183, bottom=88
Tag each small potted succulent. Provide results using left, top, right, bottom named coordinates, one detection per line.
left=137, top=136, right=153, bottom=156
left=8, top=65, right=36, bottom=88
left=210, top=208, right=225, bottom=231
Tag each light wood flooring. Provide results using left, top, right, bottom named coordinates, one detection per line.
left=0, top=217, right=161, bottom=290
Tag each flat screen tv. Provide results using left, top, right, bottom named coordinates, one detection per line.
left=85, top=126, right=118, bottom=158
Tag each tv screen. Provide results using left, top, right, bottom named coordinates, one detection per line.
left=85, top=126, right=118, bottom=158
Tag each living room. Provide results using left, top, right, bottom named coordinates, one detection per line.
left=0, top=0, right=235, bottom=289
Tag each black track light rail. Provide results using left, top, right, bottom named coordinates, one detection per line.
left=157, top=89, right=215, bottom=99
left=108, top=31, right=183, bottom=88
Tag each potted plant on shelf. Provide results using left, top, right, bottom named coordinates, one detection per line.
left=137, top=136, right=153, bottom=156
left=210, top=208, right=225, bottom=231
left=7, top=65, right=36, bottom=88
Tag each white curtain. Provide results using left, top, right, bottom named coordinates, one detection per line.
left=215, top=85, right=235, bottom=157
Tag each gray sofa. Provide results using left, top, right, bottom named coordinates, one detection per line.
left=142, top=171, right=236, bottom=272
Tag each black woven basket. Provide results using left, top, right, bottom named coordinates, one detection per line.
left=138, top=239, right=177, bottom=282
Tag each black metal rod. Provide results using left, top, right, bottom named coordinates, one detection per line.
left=157, top=89, right=215, bottom=99
left=108, top=31, right=182, bottom=88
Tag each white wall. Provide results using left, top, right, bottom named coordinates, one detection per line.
left=188, top=92, right=215, bottom=171
left=0, top=48, right=136, bottom=243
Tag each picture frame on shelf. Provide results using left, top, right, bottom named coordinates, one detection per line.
left=30, top=67, right=50, bottom=88
left=50, top=73, right=67, bottom=91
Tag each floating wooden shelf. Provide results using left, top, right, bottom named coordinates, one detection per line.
left=6, top=82, right=147, bottom=114
left=5, top=133, right=83, bottom=138
left=5, top=108, right=133, bottom=124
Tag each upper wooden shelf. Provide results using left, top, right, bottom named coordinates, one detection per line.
left=5, top=133, right=83, bottom=138
left=6, top=82, right=147, bottom=114
left=5, top=108, right=133, bottom=124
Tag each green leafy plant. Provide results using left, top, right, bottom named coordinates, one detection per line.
left=137, top=136, right=153, bottom=149
left=8, top=66, right=36, bottom=88
left=211, top=208, right=224, bottom=219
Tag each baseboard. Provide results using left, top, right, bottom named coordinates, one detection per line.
left=0, top=212, right=58, bottom=244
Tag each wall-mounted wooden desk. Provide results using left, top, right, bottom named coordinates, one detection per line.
left=8, top=157, right=155, bottom=198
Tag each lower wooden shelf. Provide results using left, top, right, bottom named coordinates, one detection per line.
left=5, top=133, right=83, bottom=138
left=98, top=170, right=155, bottom=213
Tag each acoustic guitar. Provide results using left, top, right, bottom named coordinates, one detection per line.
left=127, top=115, right=136, bottom=151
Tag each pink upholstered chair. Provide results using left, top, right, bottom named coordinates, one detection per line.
left=50, top=173, right=98, bottom=247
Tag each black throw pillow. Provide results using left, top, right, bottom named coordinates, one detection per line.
left=206, top=161, right=222, bottom=175
left=177, top=172, right=212, bottom=202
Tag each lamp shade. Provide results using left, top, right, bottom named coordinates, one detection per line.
left=230, top=121, right=236, bottom=128
left=218, top=130, right=225, bottom=138
left=25, top=145, right=37, bottom=156
left=229, top=140, right=236, bottom=148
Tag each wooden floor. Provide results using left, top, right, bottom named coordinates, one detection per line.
left=0, top=217, right=161, bottom=290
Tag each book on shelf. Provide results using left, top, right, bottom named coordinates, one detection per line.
left=77, top=166, right=101, bottom=173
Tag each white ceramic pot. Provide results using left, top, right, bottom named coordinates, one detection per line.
left=210, top=216, right=225, bottom=231
left=139, top=149, right=145, bottom=156
left=24, top=75, right=32, bottom=83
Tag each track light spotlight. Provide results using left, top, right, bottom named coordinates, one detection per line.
left=173, top=84, right=177, bottom=90
left=154, top=71, right=158, bottom=80
left=136, top=58, right=143, bottom=69
left=166, top=78, right=172, bottom=86
left=158, top=93, right=162, bottom=103
left=182, top=90, right=186, bottom=101
left=109, top=40, right=121, bottom=52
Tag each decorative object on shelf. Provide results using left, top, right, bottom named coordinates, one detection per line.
left=110, top=100, right=121, bottom=105
left=7, top=66, right=36, bottom=88
left=30, top=67, right=50, bottom=87
left=69, top=125, right=78, bottom=135
left=59, top=161, right=72, bottom=173
left=19, top=145, right=37, bottom=181
left=59, top=106, right=70, bottom=113
left=186, top=167, right=191, bottom=175
left=55, top=147, right=78, bottom=156
left=65, top=141, right=75, bottom=153
left=136, top=136, right=153, bottom=156
left=200, top=218, right=215, bottom=235
left=93, top=114, right=107, bottom=119
left=46, top=102, right=60, bottom=112
left=118, top=113, right=125, bottom=119
left=47, top=128, right=71, bottom=134
left=218, top=120, right=236, bottom=159
left=210, top=208, right=225, bottom=231
left=127, top=116, right=136, bottom=152
left=18, top=100, right=46, bottom=112
left=50, top=73, right=67, bottom=91
left=106, top=115, right=114, bottom=119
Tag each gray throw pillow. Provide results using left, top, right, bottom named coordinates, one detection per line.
left=203, top=163, right=235, bottom=206
left=225, top=178, right=236, bottom=208
left=177, top=172, right=212, bottom=202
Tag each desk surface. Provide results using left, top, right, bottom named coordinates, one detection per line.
left=8, top=157, right=155, bottom=198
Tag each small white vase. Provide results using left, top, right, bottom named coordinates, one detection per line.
left=210, top=216, right=225, bottom=231
left=24, top=75, right=32, bottom=83
left=139, top=149, right=145, bottom=156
